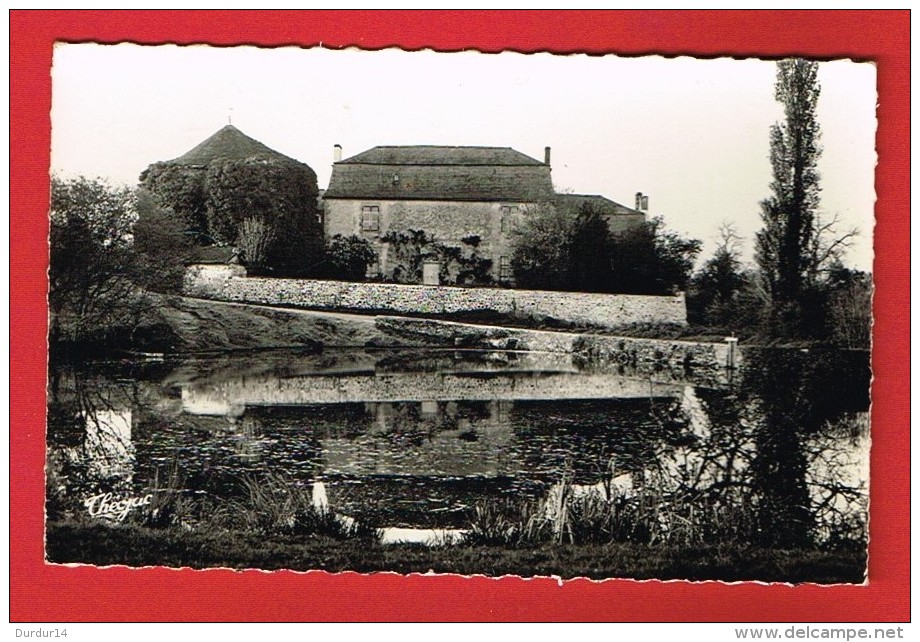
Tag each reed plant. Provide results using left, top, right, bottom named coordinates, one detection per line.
left=462, top=499, right=552, bottom=547
left=216, top=473, right=381, bottom=541
left=464, top=482, right=766, bottom=549
left=138, top=464, right=196, bottom=529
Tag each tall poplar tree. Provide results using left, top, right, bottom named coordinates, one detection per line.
left=755, top=59, right=822, bottom=307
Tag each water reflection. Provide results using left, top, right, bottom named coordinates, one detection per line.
left=46, top=348, right=870, bottom=550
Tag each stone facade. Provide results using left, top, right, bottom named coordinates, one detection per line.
left=323, top=145, right=554, bottom=283
left=324, top=198, right=525, bottom=281
left=321, top=145, right=652, bottom=284
left=322, top=145, right=647, bottom=283
left=184, top=266, right=688, bottom=329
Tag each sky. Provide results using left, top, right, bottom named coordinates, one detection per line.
left=50, top=43, right=877, bottom=271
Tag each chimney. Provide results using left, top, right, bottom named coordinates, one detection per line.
left=334, top=144, right=342, bottom=162
left=635, top=192, right=649, bottom=211
left=544, top=146, right=551, bottom=166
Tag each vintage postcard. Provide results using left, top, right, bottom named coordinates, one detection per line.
left=45, top=43, right=875, bottom=583
left=12, top=10, right=909, bottom=624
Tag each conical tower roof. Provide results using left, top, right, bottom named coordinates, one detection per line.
left=167, top=125, right=300, bottom=165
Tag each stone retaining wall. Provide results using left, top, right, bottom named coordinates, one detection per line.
left=572, top=333, right=737, bottom=385
left=184, top=265, right=687, bottom=329
left=374, top=316, right=737, bottom=385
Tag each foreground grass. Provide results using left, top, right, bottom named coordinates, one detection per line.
left=46, top=520, right=865, bottom=584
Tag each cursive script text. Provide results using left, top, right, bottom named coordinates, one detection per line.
left=83, top=492, right=153, bottom=522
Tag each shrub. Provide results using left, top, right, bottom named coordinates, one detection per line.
left=324, top=234, right=377, bottom=281
left=237, top=217, right=276, bottom=275
left=608, top=218, right=701, bottom=295
left=463, top=499, right=552, bottom=548
left=219, top=473, right=380, bottom=541
left=382, top=229, right=493, bottom=285
left=825, top=267, right=872, bottom=349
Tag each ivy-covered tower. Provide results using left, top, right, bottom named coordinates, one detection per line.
left=140, top=125, right=322, bottom=276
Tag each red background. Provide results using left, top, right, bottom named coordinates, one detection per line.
left=10, top=10, right=910, bottom=622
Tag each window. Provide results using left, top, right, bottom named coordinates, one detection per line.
left=499, top=205, right=519, bottom=233
left=361, top=205, right=380, bottom=232
left=499, top=256, right=512, bottom=281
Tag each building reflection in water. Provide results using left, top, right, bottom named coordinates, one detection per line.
left=46, top=348, right=870, bottom=548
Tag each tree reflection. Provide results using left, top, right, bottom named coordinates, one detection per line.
left=744, top=348, right=869, bottom=548
left=639, top=349, right=871, bottom=549
left=47, top=349, right=869, bottom=553
left=46, top=368, right=138, bottom=519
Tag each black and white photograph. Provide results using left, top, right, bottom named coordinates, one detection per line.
left=45, top=44, right=875, bottom=583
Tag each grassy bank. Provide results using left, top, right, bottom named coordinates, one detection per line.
left=52, top=292, right=772, bottom=359
left=210, top=299, right=823, bottom=348
left=52, top=294, right=419, bottom=359
left=238, top=302, right=739, bottom=345
left=46, top=469, right=866, bottom=583
left=46, top=520, right=865, bottom=583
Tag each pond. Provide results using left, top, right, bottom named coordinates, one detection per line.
left=45, top=346, right=870, bottom=575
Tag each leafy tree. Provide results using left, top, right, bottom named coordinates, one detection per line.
left=49, top=176, right=146, bottom=347
left=688, top=223, right=748, bottom=326
left=51, top=175, right=136, bottom=245
left=133, top=188, right=196, bottom=293
left=510, top=202, right=578, bottom=291
left=568, top=204, right=615, bottom=293
left=755, top=58, right=822, bottom=308
left=608, top=217, right=701, bottom=295
left=512, top=202, right=700, bottom=295
left=323, top=234, right=377, bottom=281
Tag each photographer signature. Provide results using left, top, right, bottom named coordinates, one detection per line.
left=83, top=492, right=153, bottom=522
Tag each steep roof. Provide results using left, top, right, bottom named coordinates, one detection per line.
left=167, top=125, right=300, bottom=165
left=325, top=145, right=553, bottom=202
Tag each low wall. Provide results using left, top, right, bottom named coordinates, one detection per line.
left=183, top=265, right=687, bottom=329
left=375, top=316, right=738, bottom=385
